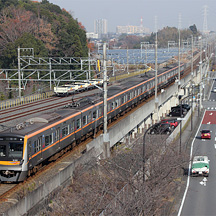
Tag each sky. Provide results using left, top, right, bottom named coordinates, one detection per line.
left=46, top=0, right=216, bottom=33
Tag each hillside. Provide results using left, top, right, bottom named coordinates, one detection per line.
left=0, top=0, right=88, bottom=69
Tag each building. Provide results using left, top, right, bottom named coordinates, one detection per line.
left=86, top=32, right=99, bottom=39
left=116, top=25, right=150, bottom=35
left=94, top=19, right=108, bottom=38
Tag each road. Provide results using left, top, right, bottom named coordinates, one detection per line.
left=179, top=82, right=216, bottom=216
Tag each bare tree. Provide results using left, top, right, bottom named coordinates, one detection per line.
left=39, top=133, right=189, bottom=216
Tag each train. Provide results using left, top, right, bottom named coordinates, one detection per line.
left=0, top=62, right=186, bottom=182
left=54, top=79, right=104, bottom=96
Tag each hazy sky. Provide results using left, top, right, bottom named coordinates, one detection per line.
left=46, top=0, right=216, bottom=33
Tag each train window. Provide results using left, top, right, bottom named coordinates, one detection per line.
left=108, top=103, right=111, bottom=112
left=93, top=111, right=97, bottom=120
left=45, top=134, right=52, bottom=147
left=36, top=140, right=39, bottom=152
left=111, top=102, right=115, bottom=110
left=138, top=88, right=141, bottom=95
left=121, top=97, right=124, bottom=104
left=71, top=120, right=75, bottom=133
left=0, top=145, right=6, bottom=157
left=62, top=126, right=69, bottom=137
left=38, top=137, right=42, bottom=151
left=99, top=107, right=102, bottom=116
left=76, top=119, right=81, bottom=129
left=83, top=115, right=87, bottom=125
left=134, top=90, right=137, bottom=97
left=9, top=142, right=23, bottom=159
left=88, top=112, right=92, bottom=122
left=56, top=128, right=60, bottom=140
left=115, top=100, right=118, bottom=107
left=34, top=140, right=37, bottom=153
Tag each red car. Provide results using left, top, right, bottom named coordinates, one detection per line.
left=201, top=129, right=211, bottom=139
left=161, top=119, right=179, bottom=129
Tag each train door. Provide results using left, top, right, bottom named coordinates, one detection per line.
left=74, top=115, right=82, bottom=143
left=70, top=120, right=75, bottom=146
left=55, top=127, right=60, bottom=151
left=37, top=136, right=42, bottom=160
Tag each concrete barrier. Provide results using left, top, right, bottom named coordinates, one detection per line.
left=4, top=148, right=96, bottom=216
left=3, top=72, right=193, bottom=215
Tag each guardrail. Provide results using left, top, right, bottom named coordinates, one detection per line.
left=0, top=91, right=54, bottom=110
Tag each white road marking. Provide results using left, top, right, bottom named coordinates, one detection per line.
left=214, top=144, right=216, bottom=149
left=209, top=113, right=213, bottom=115
left=200, top=178, right=207, bottom=186
left=215, top=137, right=216, bottom=141
left=200, top=181, right=206, bottom=186
left=207, top=122, right=211, bottom=124
left=177, top=110, right=207, bottom=216
left=203, top=177, right=208, bottom=182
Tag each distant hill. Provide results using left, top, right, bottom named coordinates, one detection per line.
left=0, top=0, right=88, bottom=68
left=115, top=25, right=200, bottom=49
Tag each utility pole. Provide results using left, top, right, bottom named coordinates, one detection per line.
left=191, top=35, right=193, bottom=77
left=190, top=35, right=194, bottom=131
left=154, top=16, right=159, bottom=122
left=49, top=61, right=52, bottom=90
left=127, top=47, right=129, bottom=74
left=199, top=38, right=203, bottom=110
left=103, top=43, right=110, bottom=158
left=18, top=46, right=21, bottom=98
left=178, top=13, right=181, bottom=87
left=88, top=48, right=91, bottom=80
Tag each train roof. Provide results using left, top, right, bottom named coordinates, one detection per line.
left=2, top=109, right=80, bottom=136
left=1, top=62, right=184, bottom=137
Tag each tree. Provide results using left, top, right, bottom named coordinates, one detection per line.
left=38, top=133, right=188, bottom=216
left=0, top=5, right=38, bottom=53
left=0, top=32, right=48, bottom=68
left=189, top=24, right=198, bottom=35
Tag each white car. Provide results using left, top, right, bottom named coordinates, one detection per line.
left=213, top=87, right=216, bottom=92
left=191, top=156, right=209, bottom=177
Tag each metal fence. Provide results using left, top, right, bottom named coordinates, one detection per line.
left=0, top=91, right=54, bottom=110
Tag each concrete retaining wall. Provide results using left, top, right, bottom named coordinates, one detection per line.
left=3, top=72, right=193, bottom=216
left=5, top=148, right=96, bottom=216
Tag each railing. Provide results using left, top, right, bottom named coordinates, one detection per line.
left=0, top=91, right=54, bottom=110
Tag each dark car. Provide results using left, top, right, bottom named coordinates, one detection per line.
left=171, top=104, right=190, bottom=111
left=149, top=123, right=172, bottom=135
left=161, top=118, right=179, bottom=129
left=168, top=108, right=185, bottom=117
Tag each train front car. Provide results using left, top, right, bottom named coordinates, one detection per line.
left=0, top=133, right=27, bottom=182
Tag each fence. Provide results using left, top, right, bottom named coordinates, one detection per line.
left=0, top=91, right=54, bottom=110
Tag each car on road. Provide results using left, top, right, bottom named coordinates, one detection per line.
left=160, top=118, right=179, bottom=129
left=201, top=129, right=211, bottom=139
left=213, top=87, right=216, bottom=92
left=149, top=123, right=172, bottom=135
left=191, top=156, right=209, bottom=177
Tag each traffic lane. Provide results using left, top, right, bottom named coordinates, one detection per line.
left=202, top=111, right=216, bottom=124
left=209, top=83, right=216, bottom=100
left=181, top=124, right=216, bottom=216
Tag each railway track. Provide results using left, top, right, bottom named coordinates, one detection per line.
left=0, top=91, right=100, bottom=125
